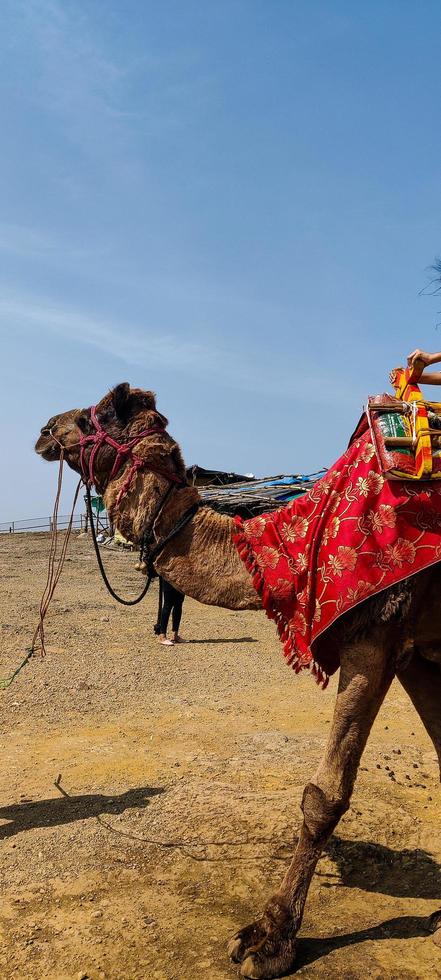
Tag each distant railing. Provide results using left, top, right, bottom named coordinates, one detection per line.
left=0, top=514, right=88, bottom=534
left=1, top=495, right=110, bottom=535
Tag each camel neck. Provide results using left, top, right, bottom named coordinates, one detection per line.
left=103, top=470, right=196, bottom=546
left=104, top=470, right=260, bottom=610
left=153, top=494, right=261, bottom=610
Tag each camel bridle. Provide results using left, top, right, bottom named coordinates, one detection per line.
left=52, top=403, right=202, bottom=606
left=77, top=404, right=183, bottom=501
left=0, top=399, right=200, bottom=685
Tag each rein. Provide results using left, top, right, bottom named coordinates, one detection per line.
left=47, top=403, right=201, bottom=609
left=1, top=455, right=82, bottom=689
left=78, top=405, right=202, bottom=604
left=2, top=406, right=201, bottom=686
left=86, top=483, right=202, bottom=606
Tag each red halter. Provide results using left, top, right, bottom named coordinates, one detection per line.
left=78, top=405, right=182, bottom=502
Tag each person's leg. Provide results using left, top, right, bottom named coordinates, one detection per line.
left=172, top=590, right=185, bottom=640
left=159, top=580, right=175, bottom=644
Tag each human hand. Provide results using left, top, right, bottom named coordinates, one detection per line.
left=389, top=367, right=402, bottom=385
left=407, top=349, right=433, bottom=369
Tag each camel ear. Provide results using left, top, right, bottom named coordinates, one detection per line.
left=111, top=383, right=131, bottom=421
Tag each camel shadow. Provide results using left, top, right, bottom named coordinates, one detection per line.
left=295, top=914, right=432, bottom=972
left=324, top=836, right=441, bottom=899
left=0, top=785, right=164, bottom=840
left=188, top=637, right=257, bottom=645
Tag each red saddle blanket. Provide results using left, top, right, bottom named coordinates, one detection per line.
left=233, top=419, right=441, bottom=686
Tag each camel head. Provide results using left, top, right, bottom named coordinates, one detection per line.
left=35, top=383, right=187, bottom=494
left=35, top=407, right=85, bottom=464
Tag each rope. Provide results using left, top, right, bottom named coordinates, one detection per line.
left=1, top=455, right=82, bottom=689
left=86, top=485, right=202, bottom=607
left=85, top=486, right=153, bottom=606
left=53, top=774, right=293, bottom=862
left=0, top=650, right=34, bottom=691
left=1, top=461, right=201, bottom=684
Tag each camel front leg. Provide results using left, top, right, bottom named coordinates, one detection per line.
left=228, top=635, right=394, bottom=979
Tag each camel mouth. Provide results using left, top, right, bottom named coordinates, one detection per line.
left=34, top=435, right=62, bottom=461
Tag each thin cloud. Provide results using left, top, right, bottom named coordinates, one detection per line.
left=0, top=294, right=216, bottom=372
left=0, top=291, right=362, bottom=408
left=0, top=223, right=56, bottom=257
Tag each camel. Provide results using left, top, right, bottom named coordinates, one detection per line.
left=35, top=383, right=441, bottom=979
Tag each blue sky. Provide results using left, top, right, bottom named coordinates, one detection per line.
left=1, top=0, right=441, bottom=520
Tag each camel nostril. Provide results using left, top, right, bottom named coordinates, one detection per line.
left=40, top=427, right=51, bottom=437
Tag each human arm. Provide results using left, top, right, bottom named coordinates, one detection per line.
left=390, top=350, right=441, bottom=386
left=389, top=350, right=441, bottom=386
left=406, top=349, right=441, bottom=384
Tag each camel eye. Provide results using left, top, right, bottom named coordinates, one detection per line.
left=77, top=414, right=91, bottom=433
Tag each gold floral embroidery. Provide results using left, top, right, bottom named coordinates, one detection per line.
left=294, top=552, right=308, bottom=572
left=346, top=580, right=372, bottom=602
left=313, top=600, right=322, bottom=622
left=289, top=611, right=307, bottom=635
left=243, top=516, right=267, bottom=539
left=323, top=515, right=341, bottom=545
left=384, top=538, right=416, bottom=567
left=281, top=515, right=309, bottom=541
left=329, top=490, right=342, bottom=513
left=365, top=504, right=397, bottom=533
left=356, top=471, right=384, bottom=496
left=273, top=578, right=296, bottom=600
left=256, top=546, right=281, bottom=570
left=359, top=442, right=376, bottom=464
left=328, top=545, right=358, bottom=577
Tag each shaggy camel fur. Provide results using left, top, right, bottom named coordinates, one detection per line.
left=35, top=383, right=441, bottom=979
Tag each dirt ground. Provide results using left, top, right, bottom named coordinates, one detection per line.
left=0, top=531, right=440, bottom=980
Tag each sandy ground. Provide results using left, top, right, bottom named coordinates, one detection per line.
left=0, top=531, right=440, bottom=980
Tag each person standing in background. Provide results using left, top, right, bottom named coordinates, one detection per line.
left=155, top=578, right=186, bottom=646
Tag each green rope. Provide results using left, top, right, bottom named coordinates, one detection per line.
left=0, top=649, right=34, bottom=690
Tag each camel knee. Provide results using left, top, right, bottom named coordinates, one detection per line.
left=301, top=782, right=349, bottom=842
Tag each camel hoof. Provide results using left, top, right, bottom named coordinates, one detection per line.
left=228, top=921, right=265, bottom=964
left=240, top=955, right=265, bottom=979
left=227, top=937, right=244, bottom=962
left=228, top=908, right=297, bottom=979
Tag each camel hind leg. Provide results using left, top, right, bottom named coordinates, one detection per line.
left=228, top=633, right=395, bottom=979
left=397, top=652, right=441, bottom=938
left=397, top=652, right=441, bottom=775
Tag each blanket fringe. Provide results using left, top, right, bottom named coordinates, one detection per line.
left=233, top=523, right=330, bottom=689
